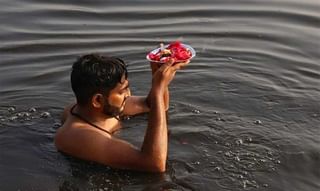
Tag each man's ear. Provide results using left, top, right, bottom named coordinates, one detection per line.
left=91, top=93, right=104, bottom=109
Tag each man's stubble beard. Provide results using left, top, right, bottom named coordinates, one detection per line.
left=103, top=97, right=125, bottom=119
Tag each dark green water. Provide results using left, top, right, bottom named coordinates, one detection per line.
left=0, top=0, right=319, bottom=190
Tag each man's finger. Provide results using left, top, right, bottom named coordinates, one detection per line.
left=172, top=60, right=190, bottom=70
left=161, top=58, right=175, bottom=68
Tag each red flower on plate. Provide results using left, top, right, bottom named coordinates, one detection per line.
left=147, top=41, right=193, bottom=63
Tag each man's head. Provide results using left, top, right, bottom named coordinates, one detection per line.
left=71, top=54, right=129, bottom=117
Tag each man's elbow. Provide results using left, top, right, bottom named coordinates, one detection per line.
left=147, top=164, right=165, bottom=173
left=155, top=164, right=166, bottom=173
left=148, top=159, right=166, bottom=173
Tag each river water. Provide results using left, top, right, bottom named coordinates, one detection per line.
left=0, top=0, right=319, bottom=190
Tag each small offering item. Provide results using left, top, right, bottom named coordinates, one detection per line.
left=147, top=41, right=196, bottom=63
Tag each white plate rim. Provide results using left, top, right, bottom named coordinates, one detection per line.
left=146, top=43, right=196, bottom=63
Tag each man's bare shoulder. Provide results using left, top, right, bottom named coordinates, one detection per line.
left=55, top=117, right=112, bottom=148
left=54, top=120, right=154, bottom=171
left=55, top=119, right=113, bottom=161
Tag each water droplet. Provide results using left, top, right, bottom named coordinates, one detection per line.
left=204, top=153, right=211, bottom=157
left=17, top=112, right=30, bottom=118
left=242, top=180, right=249, bottom=188
left=263, top=183, right=268, bottom=187
left=224, top=151, right=233, bottom=157
left=28, top=107, right=37, bottom=113
left=8, top=107, right=16, bottom=112
left=246, top=137, right=253, bottom=142
left=192, top=109, right=200, bottom=114
left=213, top=111, right=218, bottom=114
left=216, top=117, right=225, bottom=121
left=235, top=139, right=243, bottom=145
left=180, top=140, right=188, bottom=145
left=53, top=122, right=61, bottom=128
left=213, top=167, right=221, bottom=171
left=9, top=116, right=18, bottom=121
left=234, top=156, right=241, bottom=161
left=228, top=57, right=233, bottom=60
left=243, top=180, right=259, bottom=189
left=123, top=116, right=130, bottom=120
left=193, top=161, right=200, bottom=165
left=259, top=159, right=266, bottom=163
left=252, top=181, right=259, bottom=188
left=254, top=120, right=262, bottom=125
left=40, top=112, right=51, bottom=118
left=276, top=160, right=281, bottom=164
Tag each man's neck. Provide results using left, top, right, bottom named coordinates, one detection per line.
left=74, top=104, right=120, bottom=132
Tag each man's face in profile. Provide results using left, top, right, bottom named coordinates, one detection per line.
left=103, top=75, right=130, bottom=118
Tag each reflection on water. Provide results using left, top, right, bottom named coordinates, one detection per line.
left=0, top=0, right=320, bottom=190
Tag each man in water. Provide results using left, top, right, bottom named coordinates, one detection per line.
left=55, top=54, right=189, bottom=172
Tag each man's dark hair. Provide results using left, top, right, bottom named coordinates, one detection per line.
left=71, top=54, right=128, bottom=105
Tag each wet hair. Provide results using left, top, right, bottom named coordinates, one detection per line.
left=71, top=54, right=128, bottom=105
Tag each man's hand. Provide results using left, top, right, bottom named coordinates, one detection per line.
left=150, top=61, right=162, bottom=75
left=151, top=58, right=190, bottom=92
left=150, top=59, right=189, bottom=74
left=146, top=58, right=189, bottom=111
